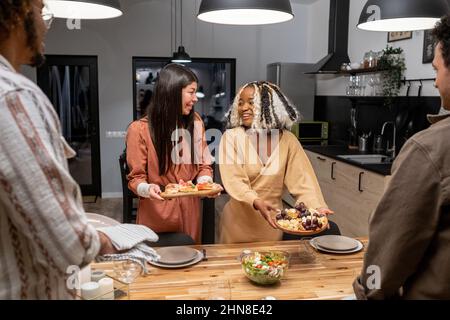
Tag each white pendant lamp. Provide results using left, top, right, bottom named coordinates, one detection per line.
left=45, top=0, right=123, bottom=20
left=358, top=0, right=450, bottom=32
left=197, top=0, right=294, bottom=25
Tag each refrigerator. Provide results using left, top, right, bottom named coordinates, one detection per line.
left=267, top=63, right=316, bottom=121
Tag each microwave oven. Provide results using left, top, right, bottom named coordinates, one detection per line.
left=291, top=121, right=328, bottom=141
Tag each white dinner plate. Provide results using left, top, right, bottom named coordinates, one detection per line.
left=155, top=246, right=199, bottom=265
left=313, top=235, right=360, bottom=251
left=310, top=238, right=363, bottom=254
left=86, top=213, right=120, bottom=229
left=149, top=249, right=203, bottom=269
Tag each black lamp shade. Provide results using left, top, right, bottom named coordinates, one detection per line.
left=46, top=0, right=122, bottom=19
left=358, top=0, right=450, bottom=31
left=172, top=46, right=192, bottom=64
left=197, top=0, right=294, bottom=25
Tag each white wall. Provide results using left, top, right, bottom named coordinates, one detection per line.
left=29, top=0, right=436, bottom=196
left=311, top=0, right=439, bottom=97
left=34, top=0, right=312, bottom=196
left=305, top=0, right=330, bottom=63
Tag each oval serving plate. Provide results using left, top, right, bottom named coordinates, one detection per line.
left=274, top=217, right=329, bottom=236
left=160, top=186, right=222, bottom=199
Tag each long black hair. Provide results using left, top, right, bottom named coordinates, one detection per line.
left=147, top=63, right=198, bottom=175
left=139, top=90, right=152, bottom=118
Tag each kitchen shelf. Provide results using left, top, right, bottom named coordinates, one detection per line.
left=344, top=96, right=387, bottom=101
left=305, top=67, right=387, bottom=75
left=339, top=67, right=388, bottom=75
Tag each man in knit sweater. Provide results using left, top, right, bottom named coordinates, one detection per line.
left=0, top=0, right=116, bottom=299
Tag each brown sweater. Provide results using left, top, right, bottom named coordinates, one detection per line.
left=353, top=114, right=450, bottom=299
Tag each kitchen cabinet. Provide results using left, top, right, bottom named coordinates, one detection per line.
left=283, top=150, right=390, bottom=237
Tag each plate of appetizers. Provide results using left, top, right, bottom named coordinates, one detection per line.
left=274, top=202, right=329, bottom=236
left=160, top=180, right=222, bottom=199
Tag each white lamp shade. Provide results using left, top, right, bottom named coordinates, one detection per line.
left=46, top=0, right=123, bottom=20
left=358, top=0, right=450, bottom=31
left=197, top=0, right=294, bottom=25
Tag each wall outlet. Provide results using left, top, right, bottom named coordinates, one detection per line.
left=106, top=131, right=127, bottom=138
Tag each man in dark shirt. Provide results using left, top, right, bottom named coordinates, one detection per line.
left=353, top=14, right=450, bottom=299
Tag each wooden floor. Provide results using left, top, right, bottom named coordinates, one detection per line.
left=83, top=197, right=123, bottom=222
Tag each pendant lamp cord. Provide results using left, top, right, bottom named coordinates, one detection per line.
left=170, top=0, right=173, bottom=53
left=175, top=0, right=178, bottom=49
left=180, top=0, right=183, bottom=46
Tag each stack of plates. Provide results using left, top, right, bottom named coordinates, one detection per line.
left=309, top=235, right=363, bottom=254
left=149, top=246, right=203, bottom=268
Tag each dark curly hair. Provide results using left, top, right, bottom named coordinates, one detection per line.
left=0, top=0, right=40, bottom=63
left=433, top=14, right=450, bottom=68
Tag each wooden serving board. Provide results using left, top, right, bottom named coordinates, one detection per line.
left=160, top=187, right=222, bottom=199
left=274, top=218, right=329, bottom=236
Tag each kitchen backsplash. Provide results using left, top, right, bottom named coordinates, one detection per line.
left=314, top=96, right=441, bottom=152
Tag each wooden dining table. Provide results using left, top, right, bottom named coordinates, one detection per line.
left=91, top=238, right=368, bottom=300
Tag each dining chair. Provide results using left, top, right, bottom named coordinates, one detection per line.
left=119, top=150, right=137, bottom=224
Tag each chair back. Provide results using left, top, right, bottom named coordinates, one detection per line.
left=119, top=150, right=137, bottom=223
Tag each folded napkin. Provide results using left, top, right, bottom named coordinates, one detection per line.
left=96, top=224, right=160, bottom=274
left=97, top=224, right=159, bottom=251
left=96, top=243, right=160, bottom=274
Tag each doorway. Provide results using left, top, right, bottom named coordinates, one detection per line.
left=37, top=55, right=101, bottom=196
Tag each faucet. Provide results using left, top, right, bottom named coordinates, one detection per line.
left=381, top=121, right=396, bottom=159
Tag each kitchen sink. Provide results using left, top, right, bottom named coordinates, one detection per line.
left=337, top=154, right=393, bottom=165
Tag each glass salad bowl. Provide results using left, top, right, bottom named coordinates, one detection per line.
left=241, top=251, right=290, bottom=285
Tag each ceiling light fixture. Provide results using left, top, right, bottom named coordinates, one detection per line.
left=196, top=86, right=205, bottom=99
left=172, top=0, right=192, bottom=63
left=358, top=0, right=450, bottom=32
left=197, top=0, right=294, bottom=25
left=45, top=0, right=122, bottom=19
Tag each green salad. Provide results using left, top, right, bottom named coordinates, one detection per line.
left=241, top=251, right=289, bottom=285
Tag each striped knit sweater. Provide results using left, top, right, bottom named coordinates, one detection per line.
left=0, top=55, right=101, bottom=299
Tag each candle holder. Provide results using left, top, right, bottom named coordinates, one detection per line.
left=76, top=274, right=130, bottom=300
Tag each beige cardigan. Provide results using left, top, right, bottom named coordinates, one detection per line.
left=218, top=128, right=327, bottom=243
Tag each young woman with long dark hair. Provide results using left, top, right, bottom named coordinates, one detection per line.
left=126, top=63, right=218, bottom=243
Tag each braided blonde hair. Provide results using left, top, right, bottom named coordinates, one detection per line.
left=225, top=81, right=300, bottom=130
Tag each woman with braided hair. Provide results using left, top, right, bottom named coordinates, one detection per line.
left=218, top=81, right=334, bottom=243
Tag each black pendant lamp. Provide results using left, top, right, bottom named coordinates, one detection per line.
left=197, top=0, right=294, bottom=25
left=358, top=0, right=450, bottom=32
left=172, top=0, right=192, bottom=63
left=172, top=46, right=192, bottom=64
left=46, top=0, right=122, bottom=19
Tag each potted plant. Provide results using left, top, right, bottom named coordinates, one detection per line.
left=377, top=45, right=407, bottom=106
